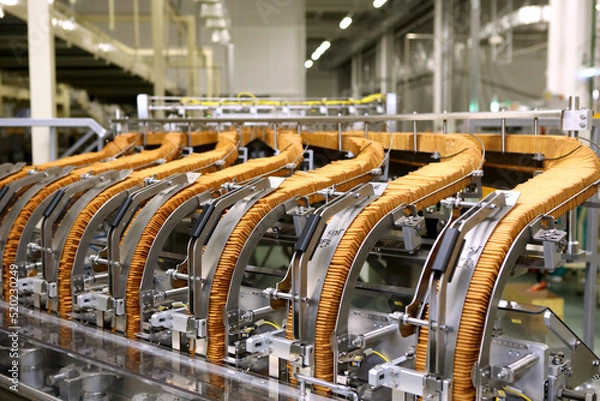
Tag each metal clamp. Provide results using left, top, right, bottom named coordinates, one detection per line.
left=75, top=292, right=97, bottom=310
left=246, top=332, right=313, bottom=367
left=561, top=109, right=593, bottom=131
left=95, top=294, right=124, bottom=316
left=154, top=311, right=207, bottom=338
left=531, top=220, right=567, bottom=270
left=368, top=363, right=450, bottom=399
left=394, top=215, right=426, bottom=253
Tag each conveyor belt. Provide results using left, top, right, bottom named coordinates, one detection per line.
left=55, top=131, right=240, bottom=317
left=0, top=132, right=158, bottom=189
left=305, top=132, right=482, bottom=387
left=0, top=133, right=142, bottom=223
left=124, top=131, right=304, bottom=338
left=414, top=134, right=600, bottom=400
left=205, top=134, right=385, bottom=363
left=1, top=132, right=215, bottom=299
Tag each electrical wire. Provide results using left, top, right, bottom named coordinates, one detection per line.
left=578, top=136, right=600, bottom=152
left=370, top=349, right=390, bottom=363
left=503, top=386, right=533, bottom=401
left=257, top=320, right=281, bottom=330
left=439, top=147, right=471, bottom=159
left=466, top=132, right=486, bottom=171
left=543, top=145, right=582, bottom=161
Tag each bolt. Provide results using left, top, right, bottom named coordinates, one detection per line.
left=580, top=122, right=586, bottom=128
left=593, top=360, right=600, bottom=366
left=497, top=369, right=510, bottom=381
left=46, top=372, right=67, bottom=386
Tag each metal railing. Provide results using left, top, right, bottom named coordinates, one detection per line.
left=0, top=118, right=109, bottom=161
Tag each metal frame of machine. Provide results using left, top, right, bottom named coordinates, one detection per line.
left=1, top=98, right=600, bottom=401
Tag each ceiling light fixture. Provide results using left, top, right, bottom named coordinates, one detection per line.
left=0, top=7, right=4, bottom=18
left=339, top=14, right=353, bottom=30
left=373, top=0, right=388, bottom=9
left=61, top=18, right=77, bottom=31
left=0, top=0, right=18, bottom=6
left=304, top=60, right=314, bottom=69
left=310, top=40, right=331, bottom=61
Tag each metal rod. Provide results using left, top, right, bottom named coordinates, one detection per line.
left=413, top=115, right=418, bottom=153
left=506, top=353, right=538, bottom=376
left=584, top=127, right=599, bottom=346
left=296, top=374, right=359, bottom=401
left=544, top=179, right=600, bottom=218
left=567, top=209, right=580, bottom=255
left=187, top=122, right=192, bottom=148
left=84, top=273, right=108, bottom=285
left=111, top=109, right=564, bottom=126
left=241, top=305, right=272, bottom=322
left=154, top=287, right=187, bottom=303
left=568, top=96, right=580, bottom=138
left=501, top=118, right=506, bottom=153
left=533, top=117, right=539, bottom=135
left=337, top=121, right=342, bottom=151
left=353, top=324, right=398, bottom=349
left=61, top=130, right=96, bottom=158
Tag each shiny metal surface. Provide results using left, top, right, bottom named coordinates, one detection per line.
left=300, top=183, right=387, bottom=345
left=434, top=191, right=519, bottom=380
left=0, top=162, right=25, bottom=181
left=112, top=109, right=564, bottom=126
left=0, top=167, right=73, bottom=290
left=193, top=177, right=284, bottom=319
left=0, top=302, right=334, bottom=401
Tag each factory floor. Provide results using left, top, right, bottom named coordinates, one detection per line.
left=512, top=269, right=600, bottom=355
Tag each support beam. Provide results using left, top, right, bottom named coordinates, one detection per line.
left=173, top=15, right=198, bottom=97
left=351, top=53, right=362, bottom=98
left=151, top=0, right=166, bottom=102
left=469, top=0, right=481, bottom=112
left=226, top=43, right=234, bottom=97
left=433, top=0, right=454, bottom=131
left=377, top=30, right=395, bottom=94
left=28, top=0, right=57, bottom=163
left=547, top=0, right=593, bottom=108
left=433, top=0, right=443, bottom=116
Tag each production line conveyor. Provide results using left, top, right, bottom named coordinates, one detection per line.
left=1, top=98, right=600, bottom=401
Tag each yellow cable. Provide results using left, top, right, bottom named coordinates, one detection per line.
left=370, top=349, right=390, bottom=363
left=236, top=91, right=257, bottom=100
left=178, top=94, right=386, bottom=108
left=256, top=320, right=281, bottom=330
left=503, top=387, right=533, bottom=401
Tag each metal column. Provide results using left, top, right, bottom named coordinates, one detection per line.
left=28, top=0, right=57, bottom=164
left=433, top=0, right=443, bottom=117
left=433, top=0, right=453, bottom=131
left=584, top=125, right=600, bottom=348
left=547, top=0, right=593, bottom=110
left=351, top=54, right=362, bottom=99
left=469, top=0, right=481, bottom=112
left=227, top=43, right=235, bottom=97
left=377, top=30, right=395, bottom=95
left=151, top=0, right=166, bottom=105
